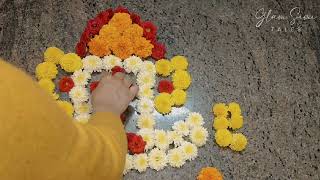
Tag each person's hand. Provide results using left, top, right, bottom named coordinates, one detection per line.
left=92, top=73, right=139, bottom=116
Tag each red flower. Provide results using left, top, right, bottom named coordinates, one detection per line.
left=158, top=80, right=174, bottom=94
left=86, top=18, right=103, bottom=35
left=111, top=66, right=126, bottom=75
left=90, top=81, right=99, bottom=92
left=76, top=41, right=87, bottom=58
left=80, top=28, right=95, bottom=44
left=105, top=8, right=114, bottom=19
left=141, top=21, right=157, bottom=41
left=97, top=10, right=111, bottom=24
left=130, top=13, right=141, bottom=24
left=127, top=133, right=146, bottom=154
left=59, top=77, right=74, bottom=92
left=114, top=6, right=129, bottom=13
left=151, top=41, right=166, bottom=60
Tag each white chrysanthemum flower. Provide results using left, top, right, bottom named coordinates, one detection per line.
left=138, top=85, right=154, bottom=99
left=74, top=102, right=92, bottom=115
left=181, top=142, right=198, bottom=161
left=103, top=55, right=122, bottom=71
left=172, top=120, right=190, bottom=136
left=190, top=126, right=208, bottom=147
left=141, top=61, right=156, bottom=74
left=167, top=131, right=184, bottom=147
left=137, top=72, right=155, bottom=88
left=167, top=148, right=186, bottom=168
left=186, top=112, right=204, bottom=128
left=123, top=154, right=134, bottom=175
left=137, top=128, right=155, bottom=150
left=148, top=148, right=167, bottom=171
left=82, top=55, right=103, bottom=72
left=71, top=70, right=91, bottom=86
left=74, top=113, right=90, bottom=124
left=137, top=98, right=154, bottom=114
left=124, top=55, right=142, bottom=74
left=154, top=130, right=170, bottom=150
left=134, top=153, right=148, bottom=172
left=137, top=114, right=155, bottom=129
left=69, top=86, right=89, bottom=103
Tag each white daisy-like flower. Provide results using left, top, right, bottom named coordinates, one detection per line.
left=123, top=154, right=134, bottom=175
left=124, top=55, right=142, bottom=74
left=148, top=148, right=167, bottom=171
left=190, top=126, right=208, bottom=147
left=137, top=85, right=154, bottom=99
left=167, top=148, right=186, bottom=168
left=134, top=153, right=148, bottom=173
left=141, top=61, right=156, bottom=74
left=186, top=112, right=204, bottom=128
left=137, top=114, right=155, bottom=129
left=137, top=72, right=155, bottom=88
left=103, top=55, right=122, bottom=71
left=74, top=102, right=92, bottom=115
left=137, top=128, right=155, bottom=150
left=74, top=113, right=90, bottom=123
left=137, top=98, right=154, bottom=114
left=71, top=70, right=91, bottom=86
left=82, top=55, right=103, bottom=72
left=172, top=120, right=190, bottom=136
left=69, top=86, right=89, bottom=103
left=154, top=130, right=170, bottom=151
left=167, top=131, right=184, bottom=147
left=180, top=142, right=198, bottom=161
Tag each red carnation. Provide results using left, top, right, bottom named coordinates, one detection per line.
left=141, top=21, right=157, bottom=41
left=151, top=41, right=166, bottom=60
left=111, top=66, right=126, bottom=75
left=127, top=133, right=146, bottom=154
left=114, top=6, right=129, bottom=13
left=105, top=8, right=114, bottom=19
left=80, top=28, right=95, bottom=44
left=158, top=80, right=174, bottom=94
left=86, top=18, right=103, bottom=35
left=59, top=77, right=74, bottom=92
left=76, top=41, right=87, bottom=58
left=130, top=13, right=141, bottom=24
left=97, top=10, right=111, bottom=24
left=90, top=81, right=99, bottom=92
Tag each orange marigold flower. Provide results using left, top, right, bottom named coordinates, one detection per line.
left=108, top=13, right=132, bottom=32
left=123, top=24, right=144, bottom=39
left=197, top=167, right=223, bottom=180
left=88, top=36, right=111, bottom=57
left=110, top=36, right=134, bottom=59
left=99, top=25, right=121, bottom=42
left=133, top=37, right=154, bottom=58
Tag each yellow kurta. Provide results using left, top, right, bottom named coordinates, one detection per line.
left=0, top=60, right=127, bottom=180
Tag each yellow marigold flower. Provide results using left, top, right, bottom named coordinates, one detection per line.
left=38, top=79, right=55, bottom=94
left=99, top=25, right=121, bottom=41
left=230, top=114, right=243, bottom=130
left=110, top=36, right=134, bottom=59
left=228, top=102, right=241, bottom=115
left=35, top=62, right=58, bottom=80
left=197, top=167, right=223, bottom=180
left=229, top=133, right=247, bottom=151
left=172, top=70, right=191, bottom=90
left=154, top=93, right=173, bottom=114
left=59, top=53, right=83, bottom=73
left=123, top=24, right=144, bottom=39
left=171, top=55, right=188, bottom=70
left=56, top=100, right=74, bottom=117
left=213, top=116, right=230, bottom=130
left=88, top=36, right=111, bottom=57
left=44, top=47, right=64, bottom=64
left=215, top=129, right=232, bottom=147
left=155, top=59, right=173, bottom=77
left=108, top=13, right=132, bottom=32
left=212, top=103, right=228, bottom=118
left=171, top=89, right=187, bottom=106
left=133, top=37, right=153, bottom=58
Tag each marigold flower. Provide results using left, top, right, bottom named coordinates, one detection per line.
left=171, top=55, right=188, bottom=70
left=215, top=129, right=232, bottom=147
left=99, top=25, right=120, bottom=41
left=44, top=47, right=64, bottom=64
left=229, top=133, right=247, bottom=151
left=109, top=13, right=132, bottom=32
left=59, top=77, right=74, bottom=92
left=213, top=116, right=230, bottom=130
left=123, top=24, right=144, bottom=39
left=212, top=103, right=228, bottom=118
left=88, top=36, right=111, bottom=57
left=158, top=80, right=174, bottom=94
left=171, top=89, right=187, bottom=106
left=133, top=37, right=153, bottom=58
left=151, top=41, right=166, bottom=60
left=154, top=93, right=173, bottom=114
left=141, top=21, right=157, bottom=41
left=110, top=36, right=134, bottom=59
left=38, top=79, right=55, bottom=94
left=197, top=167, right=223, bottom=180
left=228, top=102, right=241, bottom=115
left=59, top=53, right=83, bottom=73
left=35, top=62, right=58, bottom=80
left=229, top=114, right=243, bottom=130
left=56, top=100, right=74, bottom=117
left=172, top=70, right=191, bottom=90
left=155, top=59, right=172, bottom=77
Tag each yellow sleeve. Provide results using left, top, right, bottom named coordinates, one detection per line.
left=0, top=60, right=127, bottom=180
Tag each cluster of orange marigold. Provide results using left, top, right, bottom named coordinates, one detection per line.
left=88, top=13, right=154, bottom=59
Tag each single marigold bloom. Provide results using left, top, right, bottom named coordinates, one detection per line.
left=215, top=129, right=232, bottom=147
left=88, top=36, right=111, bottom=57
left=212, top=103, right=228, bottom=118
left=197, top=167, right=223, bottom=180
left=123, top=24, right=144, bottom=39
left=110, top=36, right=134, bottom=59
left=230, top=133, right=247, bottom=152
left=133, top=37, right=154, bottom=58
left=108, top=13, right=132, bottom=32
left=99, top=25, right=121, bottom=41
